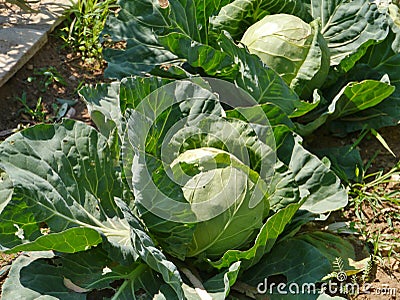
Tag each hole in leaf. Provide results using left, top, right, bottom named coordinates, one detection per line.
left=39, top=222, right=50, bottom=235
left=110, top=279, right=124, bottom=289
left=267, top=274, right=288, bottom=286
left=158, top=0, right=169, bottom=8
left=87, top=288, right=115, bottom=299
left=46, top=258, right=62, bottom=267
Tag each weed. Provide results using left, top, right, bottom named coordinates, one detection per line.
left=27, top=66, right=67, bottom=92
left=15, top=92, right=75, bottom=124
left=15, top=92, right=47, bottom=123
left=59, top=0, right=118, bottom=63
left=349, top=162, right=400, bottom=266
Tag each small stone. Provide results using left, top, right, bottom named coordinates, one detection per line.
left=66, top=107, right=76, bottom=118
left=68, top=75, right=77, bottom=81
left=27, top=64, right=34, bottom=70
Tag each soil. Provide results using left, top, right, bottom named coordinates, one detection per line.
left=0, top=34, right=106, bottom=136
left=0, top=26, right=399, bottom=300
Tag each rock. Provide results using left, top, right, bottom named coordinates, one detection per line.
left=66, top=107, right=76, bottom=118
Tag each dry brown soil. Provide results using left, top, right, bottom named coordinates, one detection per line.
left=0, top=34, right=106, bottom=135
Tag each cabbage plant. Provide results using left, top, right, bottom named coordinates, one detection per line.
left=240, top=14, right=330, bottom=99
left=99, top=0, right=400, bottom=182
left=100, top=0, right=400, bottom=139
left=0, top=77, right=354, bottom=299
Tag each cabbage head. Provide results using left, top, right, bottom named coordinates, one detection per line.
left=241, top=14, right=330, bottom=99
left=170, top=147, right=269, bottom=258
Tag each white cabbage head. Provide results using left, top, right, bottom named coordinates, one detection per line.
left=170, top=147, right=269, bottom=258
left=241, top=14, right=330, bottom=98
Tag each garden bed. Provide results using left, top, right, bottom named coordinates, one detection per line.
left=0, top=33, right=399, bottom=299
left=0, top=1, right=399, bottom=299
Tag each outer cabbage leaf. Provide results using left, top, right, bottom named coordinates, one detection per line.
left=0, top=97, right=187, bottom=299
left=326, top=77, right=395, bottom=120
left=0, top=120, right=134, bottom=261
left=182, top=262, right=241, bottom=300
left=101, top=0, right=177, bottom=78
left=118, top=199, right=185, bottom=299
left=190, top=0, right=231, bottom=44
left=119, top=76, right=174, bottom=113
left=79, top=82, right=124, bottom=140
left=312, top=146, right=364, bottom=183
left=202, top=261, right=241, bottom=298
left=2, top=228, right=102, bottom=254
left=276, top=133, right=347, bottom=214
left=267, top=162, right=300, bottom=211
left=296, top=232, right=357, bottom=269
left=296, top=76, right=395, bottom=135
left=226, top=103, right=295, bottom=156
left=311, top=0, right=389, bottom=70
left=158, top=32, right=236, bottom=77
left=245, top=239, right=331, bottom=299
left=102, top=0, right=217, bottom=78
left=1, top=249, right=177, bottom=300
left=79, top=77, right=175, bottom=142
left=1, top=251, right=56, bottom=300
left=288, top=142, right=347, bottom=213
left=327, top=33, right=400, bottom=133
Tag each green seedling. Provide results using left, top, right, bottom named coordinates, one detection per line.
left=15, top=92, right=47, bottom=123
left=32, top=67, right=67, bottom=92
